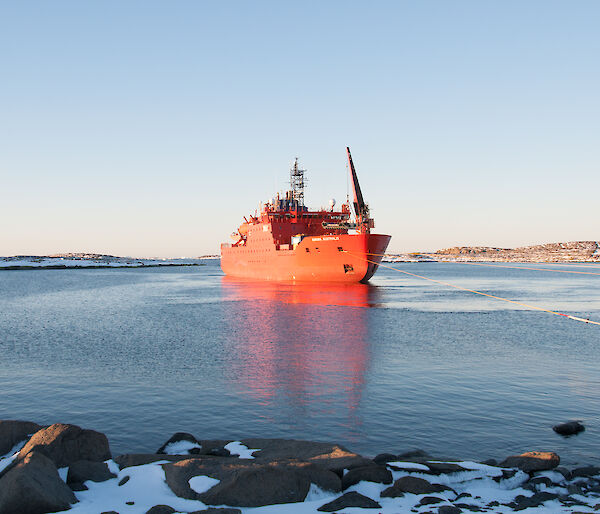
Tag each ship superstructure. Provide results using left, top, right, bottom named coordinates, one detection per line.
left=220, top=148, right=391, bottom=282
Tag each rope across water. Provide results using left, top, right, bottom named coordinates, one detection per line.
left=352, top=253, right=600, bottom=326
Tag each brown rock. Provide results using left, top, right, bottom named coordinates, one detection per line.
left=146, top=506, right=176, bottom=514
left=499, top=451, right=560, bottom=472
left=67, top=459, right=116, bottom=485
left=0, top=451, right=77, bottom=514
left=162, top=457, right=340, bottom=506
left=115, top=453, right=194, bottom=469
left=318, top=491, right=381, bottom=511
left=18, top=423, right=111, bottom=468
left=381, top=476, right=455, bottom=497
left=342, top=464, right=392, bottom=489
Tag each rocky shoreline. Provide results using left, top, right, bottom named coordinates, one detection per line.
left=1, top=421, right=599, bottom=513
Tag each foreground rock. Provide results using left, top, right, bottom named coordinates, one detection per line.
left=0, top=420, right=42, bottom=455
left=0, top=452, right=76, bottom=513
left=162, top=457, right=341, bottom=506
left=499, top=451, right=560, bottom=472
left=18, top=423, right=111, bottom=468
left=382, top=476, right=455, bottom=497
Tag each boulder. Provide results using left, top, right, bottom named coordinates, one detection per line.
left=513, top=491, right=558, bottom=511
left=397, top=449, right=431, bottom=461
left=0, top=451, right=77, bottom=514
left=18, top=423, right=111, bottom=468
left=157, top=432, right=201, bottom=454
left=438, top=507, right=462, bottom=514
left=162, top=458, right=340, bottom=506
left=420, top=496, right=444, bottom=505
left=199, top=465, right=309, bottom=507
left=146, top=506, right=176, bottom=514
left=424, top=462, right=468, bottom=475
left=189, top=507, right=242, bottom=514
left=341, top=464, right=392, bottom=489
left=318, top=491, right=381, bottom=511
left=67, top=460, right=116, bottom=485
left=0, top=420, right=42, bottom=455
left=373, top=452, right=397, bottom=465
left=553, top=421, right=585, bottom=436
left=241, top=438, right=372, bottom=473
left=499, top=451, right=560, bottom=472
left=381, top=476, right=455, bottom=497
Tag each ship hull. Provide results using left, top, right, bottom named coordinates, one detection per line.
left=221, top=233, right=390, bottom=283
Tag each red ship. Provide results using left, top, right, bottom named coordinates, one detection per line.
left=220, top=148, right=391, bottom=282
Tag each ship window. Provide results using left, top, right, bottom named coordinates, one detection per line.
left=305, top=248, right=310, bottom=253
left=337, top=246, right=343, bottom=252
left=343, top=264, right=354, bottom=274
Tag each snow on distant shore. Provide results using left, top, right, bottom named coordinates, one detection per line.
left=0, top=254, right=210, bottom=269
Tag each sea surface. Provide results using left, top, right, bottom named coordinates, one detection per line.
left=1, top=261, right=599, bottom=465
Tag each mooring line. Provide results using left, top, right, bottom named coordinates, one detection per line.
left=456, top=261, right=600, bottom=276
left=365, top=253, right=600, bottom=275
left=354, top=254, right=600, bottom=326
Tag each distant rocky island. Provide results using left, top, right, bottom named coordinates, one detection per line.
left=384, top=241, right=600, bottom=263
left=0, top=253, right=208, bottom=270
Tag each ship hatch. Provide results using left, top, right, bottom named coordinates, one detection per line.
left=343, top=264, right=354, bottom=274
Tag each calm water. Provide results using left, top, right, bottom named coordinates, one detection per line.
left=1, top=261, right=599, bottom=465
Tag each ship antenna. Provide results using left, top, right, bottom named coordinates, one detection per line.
left=290, top=157, right=307, bottom=207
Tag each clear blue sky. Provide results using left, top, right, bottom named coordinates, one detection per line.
left=1, top=1, right=598, bottom=257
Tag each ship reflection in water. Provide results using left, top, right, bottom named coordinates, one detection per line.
left=221, top=277, right=381, bottom=441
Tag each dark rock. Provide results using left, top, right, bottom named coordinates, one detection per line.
left=397, top=449, right=431, bottom=461
left=420, top=496, right=444, bottom=505
left=454, top=503, right=484, bottom=512
left=382, top=476, right=455, bottom=497
left=157, top=432, right=200, bottom=454
left=0, top=420, right=42, bottom=455
left=0, top=451, right=77, bottom=514
left=499, top=451, right=560, bottom=472
left=555, top=466, right=572, bottom=480
left=115, top=453, right=194, bottom=469
left=69, top=482, right=88, bottom=491
left=18, top=423, right=111, bottom=468
left=493, top=469, right=518, bottom=483
left=567, top=483, right=584, bottom=495
left=487, top=501, right=500, bottom=507
left=456, top=492, right=472, bottom=499
left=373, top=452, right=397, bottom=465
left=480, top=458, right=498, bottom=466
left=67, top=459, right=116, bottom=485
left=341, top=464, right=392, bottom=489
left=438, top=507, right=462, bottom=514
left=424, top=462, right=468, bottom=475
left=189, top=507, right=242, bottom=514
left=318, top=491, right=381, bottom=511
left=119, top=475, right=130, bottom=486
left=572, top=465, right=600, bottom=478
left=146, top=506, right=176, bottom=514
left=204, top=447, right=231, bottom=457
left=553, top=421, right=585, bottom=436
left=126, top=501, right=135, bottom=505
left=101, top=511, right=119, bottom=514
left=514, top=491, right=558, bottom=510
left=529, top=476, right=555, bottom=488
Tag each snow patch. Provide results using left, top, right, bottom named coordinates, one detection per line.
left=225, top=441, right=259, bottom=459
left=189, top=475, right=220, bottom=494
left=163, top=440, right=201, bottom=455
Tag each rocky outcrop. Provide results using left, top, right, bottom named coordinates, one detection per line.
left=0, top=451, right=77, bottom=514
left=66, top=459, right=116, bottom=489
left=18, top=423, right=111, bottom=468
left=381, top=476, right=455, bottom=497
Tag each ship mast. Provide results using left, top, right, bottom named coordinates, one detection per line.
left=290, top=158, right=306, bottom=208
left=346, top=147, right=371, bottom=233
